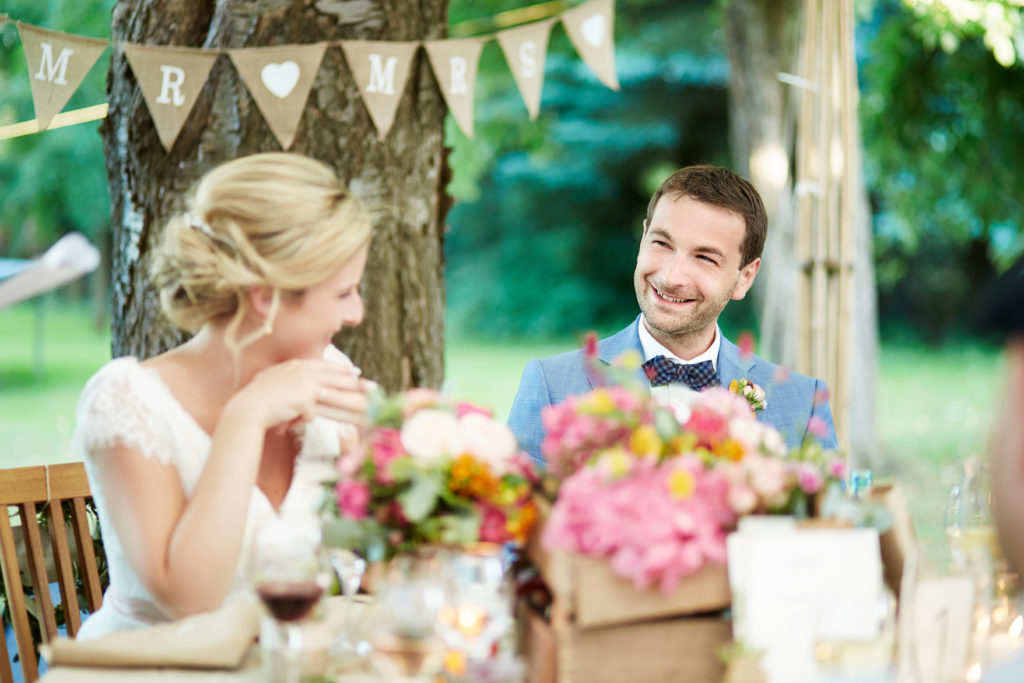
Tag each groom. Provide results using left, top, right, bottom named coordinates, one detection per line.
left=508, top=165, right=838, bottom=466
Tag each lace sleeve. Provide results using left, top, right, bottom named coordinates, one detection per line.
left=74, top=358, right=175, bottom=465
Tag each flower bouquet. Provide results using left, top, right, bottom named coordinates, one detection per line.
left=539, top=370, right=845, bottom=596
left=321, top=388, right=539, bottom=561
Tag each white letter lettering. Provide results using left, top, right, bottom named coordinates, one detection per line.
left=34, top=43, right=73, bottom=85
left=519, top=41, right=537, bottom=79
left=156, top=65, right=186, bottom=106
left=449, top=56, right=468, bottom=95
left=366, top=54, right=398, bottom=95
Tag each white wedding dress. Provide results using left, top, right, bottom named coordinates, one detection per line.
left=71, top=348, right=355, bottom=639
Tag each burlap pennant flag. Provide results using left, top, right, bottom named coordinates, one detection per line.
left=496, top=19, right=555, bottom=121
left=17, top=23, right=108, bottom=131
left=340, top=40, right=418, bottom=140
left=122, top=43, right=219, bottom=152
left=423, top=39, right=484, bottom=138
left=561, top=0, right=620, bottom=91
left=228, top=43, right=327, bottom=150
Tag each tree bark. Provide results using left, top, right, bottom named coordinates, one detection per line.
left=101, top=0, right=450, bottom=392
left=724, top=0, right=879, bottom=463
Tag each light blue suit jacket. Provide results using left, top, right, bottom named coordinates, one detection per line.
left=507, top=316, right=839, bottom=466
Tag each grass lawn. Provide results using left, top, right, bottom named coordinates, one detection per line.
left=0, top=302, right=1006, bottom=564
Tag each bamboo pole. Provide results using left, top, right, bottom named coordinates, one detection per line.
left=796, top=0, right=819, bottom=374
left=811, top=0, right=833, bottom=383
left=835, top=0, right=858, bottom=450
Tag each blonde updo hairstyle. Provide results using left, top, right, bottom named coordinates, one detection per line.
left=151, top=153, right=372, bottom=352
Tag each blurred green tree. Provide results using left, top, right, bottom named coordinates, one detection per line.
left=445, top=0, right=735, bottom=340
left=861, top=0, right=1024, bottom=341
left=0, top=2, right=114, bottom=258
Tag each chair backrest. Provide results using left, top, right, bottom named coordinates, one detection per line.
left=0, top=462, right=105, bottom=683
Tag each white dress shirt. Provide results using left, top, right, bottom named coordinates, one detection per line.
left=638, top=316, right=721, bottom=420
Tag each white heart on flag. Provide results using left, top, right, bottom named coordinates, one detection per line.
left=581, top=14, right=605, bottom=48
left=261, top=61, right=300, bottom=98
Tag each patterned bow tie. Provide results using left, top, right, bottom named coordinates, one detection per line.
left=643, top=355, right=721, bottom=391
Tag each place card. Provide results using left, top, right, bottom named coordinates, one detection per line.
left=728, top=525, right=886, bottom=683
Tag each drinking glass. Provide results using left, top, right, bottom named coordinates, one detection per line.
left=250, top=517, right=330, bottom=683
left=436, top=543, right=514, bottom=662
left=326, top=547, right=368, bottom=659
left=365, top=553, right=448, bottom=683
left=945, top=456, right=1000, bottom=573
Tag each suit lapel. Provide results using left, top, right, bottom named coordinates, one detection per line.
left=598, top=315, right=650, bottom=389
left=716, top=335, right=756, bottom=387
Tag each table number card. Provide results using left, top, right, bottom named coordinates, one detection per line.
left=900, top=575, right=975, bottom=683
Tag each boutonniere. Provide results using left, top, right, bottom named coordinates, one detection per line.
left=729, top=378, right=767, bottom=412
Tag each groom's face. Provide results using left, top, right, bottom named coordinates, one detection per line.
left=633, top=194, right=760, bottom=346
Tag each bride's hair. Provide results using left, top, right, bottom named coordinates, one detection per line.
left=150, top=152, right=372, bottom=351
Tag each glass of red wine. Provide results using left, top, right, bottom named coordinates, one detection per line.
left=250, top=516, right=330, bottom=683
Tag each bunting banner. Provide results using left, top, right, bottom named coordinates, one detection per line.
left=17, top=23, right=108, bottom=131
left=3, top=0, right=620, bottom=150
left=340, top=40, right=418, bottom=140
left=423, top=38, right=484, bottom=138
left=122, top=43, right=220, bottom=151
left=561, top=0, right=620, bottom=91
left=496, top=19, right=555, bottom=121
left=228, top=43, right=327, bottom=150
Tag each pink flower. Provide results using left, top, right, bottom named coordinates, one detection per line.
left=827, top=457, right=847, bottom=480
left=727, top=483, right=758, bottom=514
left=737, top=331, right=755, bottom=360
left=456, top=401, right=492, bottom=419
left=796, top=463, right=824, bottom=494
left=583, top=331, right=599, bottom=360
left=773, top=366, right=792, bottom=383
left=806, top=415, right=829, bottom=439
left=401, top=388, right=442, bottom=417
left=335, top=480, right=371, bottom=520
left=371, top=428, right=404, bottom=484
left=479, top=505, right=509, bottom=543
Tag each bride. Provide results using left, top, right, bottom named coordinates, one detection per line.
left=71, top=153, right=373, bottom=637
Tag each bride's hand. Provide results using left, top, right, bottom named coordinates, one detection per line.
left=227, top=359, right=371, bottom=430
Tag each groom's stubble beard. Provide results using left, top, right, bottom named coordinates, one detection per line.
left=633, top=269, right=738, bottom=344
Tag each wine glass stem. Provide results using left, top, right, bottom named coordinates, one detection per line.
left=285, top=623, right=304, bottom=683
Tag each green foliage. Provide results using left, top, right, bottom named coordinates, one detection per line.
left=861, top=0, right=1024, bottom=341
left=0, top=1, right=114, bottom=257
left=445, top=0, right=732, bottom=339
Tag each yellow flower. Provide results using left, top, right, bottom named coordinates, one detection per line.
left=579, top=388, right=616, bottom=415
left=612, top=349, right=643, bottom=370
left=600, top=447, right=632, bottom=478
left=629, top=424, right=662, bottom=457
left=667, top=469, right=695, bottom=500
left=729, top=379, right=740, bottom=393
left=718, top=438, right=746, bottom=462
left=668, top=433, right=698, bottom=456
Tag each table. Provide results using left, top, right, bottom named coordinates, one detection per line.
left=38, top=597, right=381, bottom=683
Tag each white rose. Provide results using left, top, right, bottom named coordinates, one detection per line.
left=458, top=412, right=518, bottom=475
left=400, top=409, right=463, bottom=463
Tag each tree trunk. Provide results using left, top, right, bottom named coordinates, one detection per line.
left=725, top=0, right=879, bottom=463
left=101, top=0, right=450, bottom=392
left=724, top=0, right=802, bottom=366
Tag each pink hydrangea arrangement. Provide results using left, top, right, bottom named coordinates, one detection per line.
left=540, top=383, right=846, bottom=594
left=323, top=388, right=539, bottom=559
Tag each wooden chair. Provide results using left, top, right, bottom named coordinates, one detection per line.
left=0, top=463, right=105, bottom=683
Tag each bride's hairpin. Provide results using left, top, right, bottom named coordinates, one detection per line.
left=185, top=211, right=237, bottom=253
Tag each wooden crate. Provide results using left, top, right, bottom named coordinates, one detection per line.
left=526, top=499, right=731, bottom=629
left=520, top=601, right=731, bottom=683
left=521, top=499, right=732, bottom=682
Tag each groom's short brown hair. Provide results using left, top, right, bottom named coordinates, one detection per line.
left=645, top=165, right=767, bottom=268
